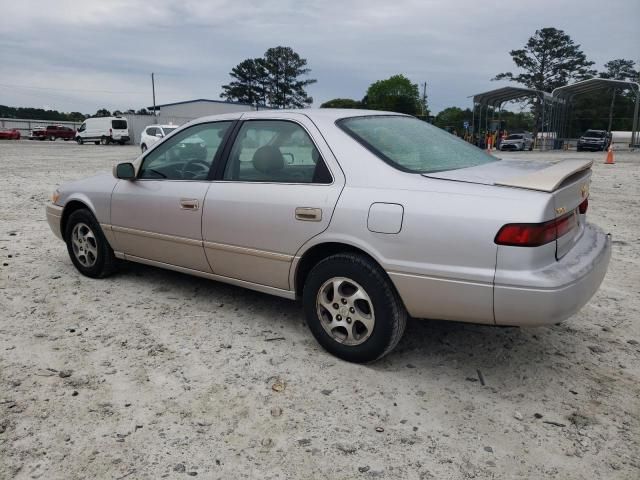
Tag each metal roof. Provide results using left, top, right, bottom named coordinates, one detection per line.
left=470, top=86, right=552, bottom=106
left=552, top=78, right=640, bottom=100
left=148, top=98, right=255, bottom=110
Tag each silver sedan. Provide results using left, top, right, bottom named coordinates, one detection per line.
left=46, top=110, right=611, bottom=363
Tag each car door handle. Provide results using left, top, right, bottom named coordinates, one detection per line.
left=180, top=198, right=200, bottom=210
left=295, top=207, right=322, bottom=222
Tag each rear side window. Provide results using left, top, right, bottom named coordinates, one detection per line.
left=112, top=120, right=127, bottom=130
left=338, top=115, right=497, bottom=174
left=223, top=120, right=332, bottom=184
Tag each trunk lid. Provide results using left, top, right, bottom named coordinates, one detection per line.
left=424, top=158, right=592, bottom=259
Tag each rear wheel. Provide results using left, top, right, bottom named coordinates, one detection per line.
left=49, top=135, right=56, bottom=141
left=64, top=209, right=116, bottom=278
left=303, top=253, right=407, bottom=363
left=94, top=141, right=100, bottom=145
left=100, top=136, right=109, bottom=145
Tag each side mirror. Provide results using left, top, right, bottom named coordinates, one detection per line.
left=114, top=162, right=136, bottom=180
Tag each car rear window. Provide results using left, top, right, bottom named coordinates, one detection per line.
left=338, top=115, right=497, bottom=174
left=112, top=120, right=127, bottom=130
left=162, top=127, right=176, bottom=135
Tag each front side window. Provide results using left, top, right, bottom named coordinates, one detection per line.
left=78, top=123, right=86, bottom=132
left=139, top=122, right=232, bottom=180
left=338, top=115, right=497, bottom=174
left=223, top=120, right=332, bottom=184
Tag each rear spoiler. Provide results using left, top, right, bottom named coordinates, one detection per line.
left=495, top=159, right=593, bottom=192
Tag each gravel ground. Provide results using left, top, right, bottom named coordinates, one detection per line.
left=0, top=140, right=639, bottom=480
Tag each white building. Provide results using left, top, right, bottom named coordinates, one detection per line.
left=148, top=98, right=257, bottom=118
left=124, top=99, right=258, bottom=144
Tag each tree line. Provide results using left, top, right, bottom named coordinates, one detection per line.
left=0, top=105, right=153, bottom=122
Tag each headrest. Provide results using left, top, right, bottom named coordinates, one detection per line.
left=252, top=145, right=284, bottom=174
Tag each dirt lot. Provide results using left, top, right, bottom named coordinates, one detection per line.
left=0, top=140, right=639, bottom=479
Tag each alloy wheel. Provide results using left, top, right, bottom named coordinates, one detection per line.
left=316, top=277, right=375, bottom=346
left=71, top=222, right=98, bottom=268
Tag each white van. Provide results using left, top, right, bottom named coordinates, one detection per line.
left=76, top=117, right=130, bottom=145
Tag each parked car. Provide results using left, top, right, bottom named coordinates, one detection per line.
left=46, top=110, right=611, bottom=363
left=75, top=117, right=130, bottom=145
left=28, top=127, right=45, bottom=139
left=140, top=124, right=177, bottom=152
left=499, top=133, right=533, bottom=151
left=577, top=130, right=611, bottom=151
left=30, top=125, right=76, bottom=141
left=0, top=128, right=21, bottom=140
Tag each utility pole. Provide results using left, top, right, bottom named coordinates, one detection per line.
left=422, top=82, right=427, bottom=118
left=151, top=73, right=157, bottom=117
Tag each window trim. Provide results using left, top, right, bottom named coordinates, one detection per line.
left=212, top=118, right=334, bottom=185
left=137, top=120, right=237, bottom=182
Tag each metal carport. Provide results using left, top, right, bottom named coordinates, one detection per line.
left=552, top=78, right=640, bottom=148
left=470, top=86, right=557, bottom=149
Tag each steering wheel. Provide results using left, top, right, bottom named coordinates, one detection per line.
left=181, top=159, right=210, bottom=179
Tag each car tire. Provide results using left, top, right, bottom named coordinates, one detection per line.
left=94, top=141, right=100, bottom=145
left=76, top=137, right=83, bottom=145
left=141, top=144, right=147, bottom=152
left=100, top=136, right=109, bottom=145
left=49, top=135, right=56, bottom=141
left=64, top=209, right=116, bottom=279
left=303, top=253, right=407, bottom=363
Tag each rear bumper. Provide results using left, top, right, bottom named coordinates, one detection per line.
left=46, top=204, right=64, bottom=241
left=494, top=223, right=611, bottom=326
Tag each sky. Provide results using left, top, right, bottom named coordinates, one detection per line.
left=0, top=0, right=638, bottom=115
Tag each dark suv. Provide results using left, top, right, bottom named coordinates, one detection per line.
left=577, top=130, right=611, bottom=152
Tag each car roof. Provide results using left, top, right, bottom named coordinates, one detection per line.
left=147, top=124, right=178, bottom=129
left=194, top=108, right=408, bottom=124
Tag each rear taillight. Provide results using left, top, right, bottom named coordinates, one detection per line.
left=578, top=198, right=588, bottom=214
left=109, top=128, right=113, bottom=135
left=495, top=211, right=578, bottom=247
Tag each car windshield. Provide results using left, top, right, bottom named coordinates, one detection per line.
left=162, top=127, right=176, bottom=135
left=506, top=134, right=523, bottom=140
left=112, top=120, right=127, bottom=130
left=584, top=130, right=605, bottom=137
left=338, top=115, right=497, bottom=173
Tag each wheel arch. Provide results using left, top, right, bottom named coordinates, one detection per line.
left=61, top=198, right=97, bottom=238
left=293, top=240, right=389, bottom=298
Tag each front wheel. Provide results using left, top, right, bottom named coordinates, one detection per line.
left=76, top=137, right=83, bottom=145
left=65, top=209, right=116, bottom=278
left=303, top=253, right=407, bottom=363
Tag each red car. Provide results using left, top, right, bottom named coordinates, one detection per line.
left=30, top=125, right=76, bottom=141
left=0, top=128, right=21, bottom=140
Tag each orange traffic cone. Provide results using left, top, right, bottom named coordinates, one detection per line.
left=604, top=145, right=615, bottom=165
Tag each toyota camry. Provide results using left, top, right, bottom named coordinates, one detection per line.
left=46, top=109, right=611, bottom=363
